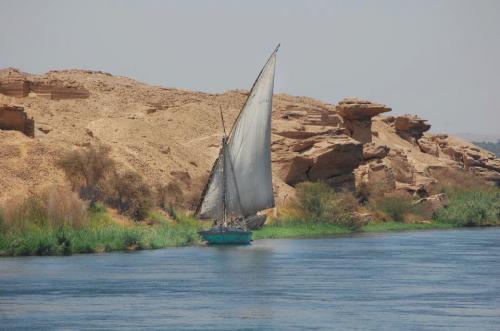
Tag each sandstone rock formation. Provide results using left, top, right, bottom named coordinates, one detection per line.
left=394, top=115, right=431, bottom=142
left=336, top=97, right=391, bottom=143
left=420, top=134, right=500, bottom=184
left=0, top=67, right=498, bottom=209
left=0, top=105, right=34, bottom=137
left=271, top=98, right=362, bottom=191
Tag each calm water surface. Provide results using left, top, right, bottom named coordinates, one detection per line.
left=1, top=228, right=499, bottom=330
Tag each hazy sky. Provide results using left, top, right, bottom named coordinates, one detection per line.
left=1, top=0, right=499, bottom=134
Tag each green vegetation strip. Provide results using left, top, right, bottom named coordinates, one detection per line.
left=0, top=209, right=201, bottom=257
left=253, top=222, right=351, bottom=240
left=253, top=221, right=456, bottom=240
left=1, top=182, right=499, bottom=256
left=361, top=221, right=455, bottom=232
left=254, top=184, right=500, bottom=240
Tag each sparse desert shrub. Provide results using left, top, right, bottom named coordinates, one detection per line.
left=2, top=193, right=49, bottom=231
left=57, top=144, right=115, bottom=203
left=46, top=185, right=88, bottom=229
left=157, top=181, right=184, bottom=215
left=89, top=202, right=107, bottom=213
left=355, top=180, right=390, bottom=204
left=156, top=173, right=209, bottom=214
left=108, top=170, right=153, bottom=221
left=0, top=186, right=88, bottom=232
left=433, top=189, right=500, bottom=226
left=58, top=144, right=154, bottom=221
left=337, top=190, right=360, bottom=212
left=355, top=182, right=371, bottom=203
left=371, top=193, right=422, bottom=223
left=430, top=168, right=489, bottom=194
left=185, top=174, right=209, bottom=211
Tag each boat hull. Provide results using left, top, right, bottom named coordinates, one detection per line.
left=198, top=229, right=252, bottom=245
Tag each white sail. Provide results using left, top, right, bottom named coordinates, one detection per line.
left=198, top=154, right=224, bottom=219
left=197, top=46, right=278, bottom=219
left=225, top=51, right=277, bottom=216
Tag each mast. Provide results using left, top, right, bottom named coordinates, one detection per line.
left=220, top=108, right=227, bottom=231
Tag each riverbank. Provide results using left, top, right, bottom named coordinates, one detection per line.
left=1, top=182, right=499, bottom=256
left=253, top=220, right=457, bottom=240
left=254, top=181, right=500, bottom=240
left=0, top=208, right=200, bottom=256
left=1, top=215, right=497, bottom=256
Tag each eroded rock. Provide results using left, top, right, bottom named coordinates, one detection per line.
left=337, top=97, right=391, bottom=143
left=394, top=115, right=431, bottom=142
left=0, top=105, right=34, bottom=137
left=363, top=143, right=390, bottom=160
left=273, top=136, right=363, bottom=189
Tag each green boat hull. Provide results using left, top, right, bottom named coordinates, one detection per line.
left=198, top=229, right=252, bottom=245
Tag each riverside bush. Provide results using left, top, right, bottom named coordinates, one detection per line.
left=295, top=181, right=336, bottom=222
left=433, top=189, right=500, bottom=226
left=291, top=182, right=360, bottom=229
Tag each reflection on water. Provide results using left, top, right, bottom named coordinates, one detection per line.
left=1, top=228, right=499, bottom=330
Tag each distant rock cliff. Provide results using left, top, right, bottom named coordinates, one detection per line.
left=0, top=68, right=89, bottom=100
left=0, top=68, right=498, bottom=208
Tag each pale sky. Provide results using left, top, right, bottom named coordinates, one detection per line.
left=1, top=0, right=499, bottom=135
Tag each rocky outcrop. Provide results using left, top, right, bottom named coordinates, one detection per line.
left=394, top=115, right=431, bottom=142
left=359, top=111, right=500, bottom=196
left=419, top=133, right=500, bottom=186
left=273, top=136, right=363, bottom=188
left=0, top=105, right=34, bottom=137
left=0, top=68, right=89, bottom=100
left=355, top=160, right=396, bottom=193
left=363, top=142, right=389, bottom=160
left=29, top=80, right=90, bottom=100
left=272, top=98, right=363, bottom=191
left=0, top=68, right=30, bottom=97
left=336, top=97, right=391, bottom=143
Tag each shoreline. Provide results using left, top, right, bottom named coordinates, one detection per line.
left=2, top=219, right=498, bottom=257
left=252, top=221, right=458, bottom=240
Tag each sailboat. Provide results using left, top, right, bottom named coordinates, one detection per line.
left=196, top=45, right=279, bottom=244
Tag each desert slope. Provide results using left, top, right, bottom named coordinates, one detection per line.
left=0, top=68, right=499, bottom=207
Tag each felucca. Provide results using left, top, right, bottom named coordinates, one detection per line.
left=196, top=45, right=279, bottom=244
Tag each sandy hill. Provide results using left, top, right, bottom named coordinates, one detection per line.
left=0, top=68, right=499, bottom=207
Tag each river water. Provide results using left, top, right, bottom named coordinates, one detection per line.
left=1, top=228, right=499, bottom=330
